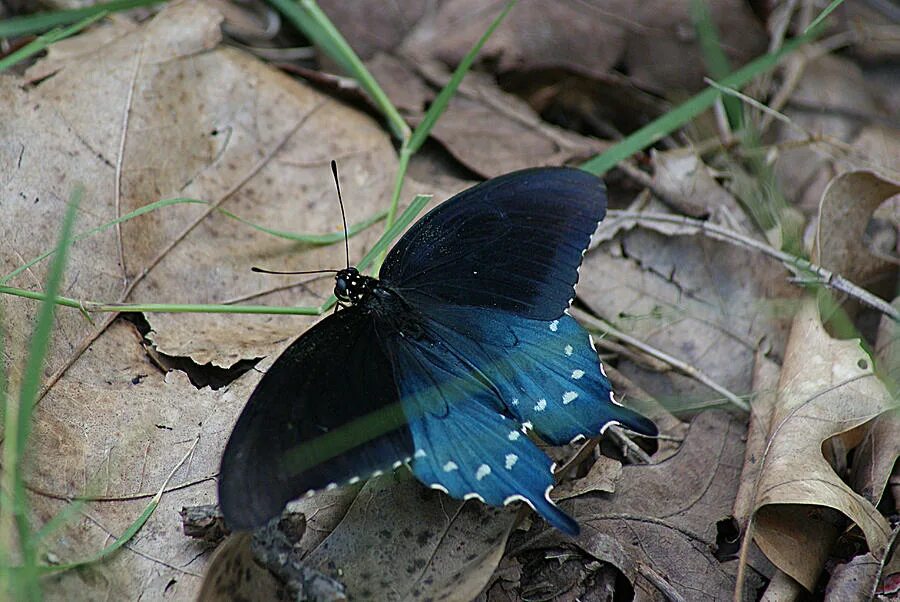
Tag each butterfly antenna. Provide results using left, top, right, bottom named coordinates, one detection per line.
left=331, top=160, right=350, bottom=269
left=251, top=267, right=339, bottom=275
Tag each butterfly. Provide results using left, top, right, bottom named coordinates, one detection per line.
left=218, top=166, right=657, bottom=536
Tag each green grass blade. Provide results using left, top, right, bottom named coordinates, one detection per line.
left=318, top=193, right=432, bottom=311
left=407, top=1, right=516, bottom=154
left=268, top=0, right=409, bottom=141
left=40, top=500, right=155, bottom=573
left=580, top=27, right=824, bottom=176
left=0, top=195, right=432, bottom=317
left=1, top=198, right=206, bottom=285
left=216, top=207, right=387, bottom=244
left=31, top=498, right=87, bottom=545
left=690, top=0, right=742, bottom=129
left=2, top=197, right=380, bottom=286
left=805, top=0, right=845, bottom=34
left=2, top=185, right=82, bottom=600
left=0, top=287, right=326, bottom=315
left=377, top=1, right=515, bottom=270
left=0, top=0, right=162, bottom=38
left=0, top=12, right=107, bottom=73
left=357, top=194, right=431, bottom=274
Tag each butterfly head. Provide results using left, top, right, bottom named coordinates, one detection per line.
left=335, top=267, right=375, bottom=305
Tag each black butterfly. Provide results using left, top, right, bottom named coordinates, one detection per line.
left=218, top=167, right=656, bottom=536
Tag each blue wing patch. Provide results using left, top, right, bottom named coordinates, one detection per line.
left=421, top=308, right=657, bottom=445
left=385, top=333, right=580, bottom=536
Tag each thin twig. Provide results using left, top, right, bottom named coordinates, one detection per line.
left=27, top=474, right=215, bottom=503
left=609, top=426, right=653, bottom=464
left=640, top=563, right=687, bottom=602
left=606, top=210, right=900, bottom=323
left=572, top=307, right=751, bottom=412
left=114, top=40, right=144, bottom=291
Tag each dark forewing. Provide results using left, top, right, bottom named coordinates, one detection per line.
left=379, top=167, right=606, bottom=320
left=218, top=307, right=413, bottom=530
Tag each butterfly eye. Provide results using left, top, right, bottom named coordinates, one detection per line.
left=335, top=276, right=349, bottom=298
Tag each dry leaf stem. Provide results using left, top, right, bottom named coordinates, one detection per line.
left=571, top=307, right=750, bottom=412
left=607, top=211, right=900, bottom=322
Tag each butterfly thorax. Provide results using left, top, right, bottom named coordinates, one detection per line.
left=334, top=267, right=378, bottom=305
left=334, top=267, right=424, bottom=337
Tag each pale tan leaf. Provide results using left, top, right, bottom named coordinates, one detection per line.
left=748, top=300, right=894, bottom=590
left=814, top=170, right=900, bottom=285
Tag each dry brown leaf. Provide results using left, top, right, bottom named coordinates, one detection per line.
left=577, top=226, right=798, bottom=410
left=369, top=57, right=605, bottom=178
left=651, top=148, right=757, bottom=230
left=814, top=170, right=900, bottom=287
left=733, top=170, right=900, bottom=592
left=554, top=456, right=622, bottom=500
left=850, top=297, right=900, bottom=510
left=319, top=0, right=429, bottom=60
left=28, top=320, right=250, bottom=600
left=400, top=0, right=766, bottom=94
left=4, top=0, right=398, bottom=370
left=566, top=411, right=767, bottom=600
left=742, top=300, right=893, bottom=590
left=197, top=533, right=290, bottom=602
left=824, top=551, right=883, bottom=602
left=772, top=54, right=887, bottom=214
left=402, top=0, right=625, bottom=78
left=300, top=472, right=517, bottom=602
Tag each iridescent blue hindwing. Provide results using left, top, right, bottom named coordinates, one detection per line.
left=417, top=306, right=657, bottom=445
left=384, top=331, right=580, bottom=535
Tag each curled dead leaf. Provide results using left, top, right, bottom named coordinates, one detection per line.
left=742, top=299, right=894, bottom=590
left=814, top=170, right=900, bottom=286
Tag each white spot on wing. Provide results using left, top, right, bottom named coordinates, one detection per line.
left=475, top=464, right=491, bottom=480
left=463, top=492, right=485, bottom=502
left=564, top=344, right=574, bottom=356
left=599, top=419, right=622, bottom=434
left=599, top=363, right=608, bottom=377
left=508, top=430, right=520, bottom=441
left=588, top=334, right=597, bottom=351
left=348, top=476, right=360, bottom=484
left=544, top=484, right=557, bottom=505
left=571, top=369, right=584, bottom=379
left=534, top=398, right=547, bottom=412
left=505, top=454, right=518, bottom=470
left=549, top=320, right=559, bottom=332
left=392, top=460, right=402, bottom=469
left=430, top=483, right=449, bottom=494
left=511, top=397, right=519, bottom=406
left=414, top=449, right=427, bottom=459
left=522, top=421, right=533, bottom=430
left=443, top=461, right=459, bottom=472
left=371, top=470, right=383, bottom=477
left=503, top=494, right=536, bottom=511
left=325, top=482, right=338, bottom=491
left=562, top=391, right=578, bottom=404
